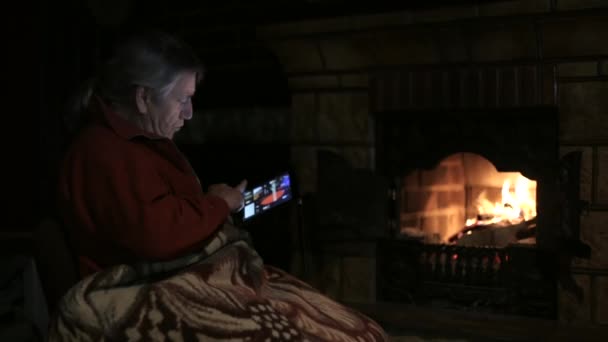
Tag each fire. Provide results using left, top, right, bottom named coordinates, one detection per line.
left=465, top=174, right=536, bottom=227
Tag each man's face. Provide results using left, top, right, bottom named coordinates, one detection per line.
left=146, top=71, right=196, bottom=139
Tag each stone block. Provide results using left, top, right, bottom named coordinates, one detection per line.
left=596, top=276, right=608, bottom=324
left=288, top=75, right=339, bottom=89
left=478, top=0, right=550, bottom=16
left=559, top=62, right=599, bottom=77
left=287, top=17, right=353, bottom=34
left=436, top=26, right=469, bottom=63
left=373, top=28, right=441, bottom=65
left=349, top=11, right=412, bottom=29
left=318, top=92, right=370, bottom=142
left=410, top=6, right=477, bottom=23
left=339, top=73, right=369, bottom=88
left=422, top=191, right=439, bottom=212
left=574, top=211, right=608, bottom=269
left=421, top=166, right=450, bottom=186
left=290, top=94, right=317, bottom=142
left=290, top=146, right=318, bottom=194
left=482, top=67, right=499, bottom=107
left=470, top=22, right=538, bottom=62
left=559, top=146, right=593, bottom=204
left=558, top=274, right=592, bottom=323
left=184, top=27, right=241, bottom=52
left=543, top=17, right=608, bottom=58
left=268, top=40, right=324, bottom=72
left=597, top=148, right=608, bottom=205
left=317, top=255, right=342, bottom=300
left=450, top=191, right=466, bottom=209
left=339, top=147, right=372, bottom=170
left=257, top=12, right=411, bottom=38
left=319, top=34, right=377, bottom=70
left=421, top=215, right=439, bottom=232
left=541, top=64, right=558, bottom=105
left=559, top=82, right=608, bottom=141
left=341, top=257, right=375, bottom=303
left=256, top=22, right=302, bottom=39
left=437, top=191, right=450, bottom=209
left=557, top=0, right=608, bottom=10
left=519, top=64, right=542, bottom=106
left=404, top=190, right=429, bottom=213
left=449, top=165, right=465, bottom=184
left=498, top=67, right=519, bottom=107
left=257, top=18, right=350, bottom=38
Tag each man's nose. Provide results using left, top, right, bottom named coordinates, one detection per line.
left=181, top=103, right=193, bottom=120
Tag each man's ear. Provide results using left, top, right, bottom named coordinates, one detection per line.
left=134, top=86, right=150, bottom=115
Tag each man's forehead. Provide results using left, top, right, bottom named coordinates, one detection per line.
left=173, top=73, right=197, bottom=94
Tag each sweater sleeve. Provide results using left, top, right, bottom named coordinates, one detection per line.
left=85, top=148, right=231, bottom=261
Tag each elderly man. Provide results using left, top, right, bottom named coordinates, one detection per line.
left=53, top=30, right=387, bottom=341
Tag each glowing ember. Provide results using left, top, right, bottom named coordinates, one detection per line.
left=466, top=174, right=536, bottom=227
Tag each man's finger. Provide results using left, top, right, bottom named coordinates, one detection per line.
left=236, top=179, right=247, bottom=193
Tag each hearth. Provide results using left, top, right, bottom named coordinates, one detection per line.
left=373, top=107, right=589, bottom=319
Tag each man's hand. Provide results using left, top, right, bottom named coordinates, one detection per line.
left=208, top=180, right=247, bottom=212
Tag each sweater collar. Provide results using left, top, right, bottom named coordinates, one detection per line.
left=93, top=95, right=165, bottom=141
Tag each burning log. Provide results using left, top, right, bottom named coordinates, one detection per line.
left=448, top=217, right=537, bottom=247
left=452, top=175, right=538, bottom=247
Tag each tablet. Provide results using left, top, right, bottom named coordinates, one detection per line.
left=240, top=172, right=293, bottom=221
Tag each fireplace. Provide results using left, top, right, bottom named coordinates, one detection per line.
left=373, top=106, right=589, bottom=319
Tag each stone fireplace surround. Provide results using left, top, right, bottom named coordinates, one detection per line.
left=251, top=1, right=608, bottom=328
left=170, top=0, right=608, bottom=330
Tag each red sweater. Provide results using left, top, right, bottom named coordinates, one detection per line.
left=58, top=97, right=231, bottom=278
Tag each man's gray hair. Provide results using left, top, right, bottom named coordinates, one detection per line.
left=97, top=30, right=204, bottom=107
left=66, top=30, right=203, bottom=131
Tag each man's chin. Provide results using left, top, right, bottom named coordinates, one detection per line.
left=170, top=128, right=183, bottom=140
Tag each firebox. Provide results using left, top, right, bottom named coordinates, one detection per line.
left=374, top=106, right=587, bottom=319
left=400, top=152, right=538, bottom=247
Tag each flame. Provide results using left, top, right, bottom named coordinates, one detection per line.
left=466, top=174, right=536, bottom=227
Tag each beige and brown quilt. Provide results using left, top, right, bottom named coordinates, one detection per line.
left=48, top=224, right=387, bottom=341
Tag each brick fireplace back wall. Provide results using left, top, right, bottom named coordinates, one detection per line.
left=254, top=0, right=608, bottom=326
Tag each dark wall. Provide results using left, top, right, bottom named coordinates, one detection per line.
left=39, top=0, right=114, bottom=225
left=2, top=2, right=41, bottom=232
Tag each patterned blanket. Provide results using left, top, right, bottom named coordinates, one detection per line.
left=48, top=224, right=387, bottom=341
